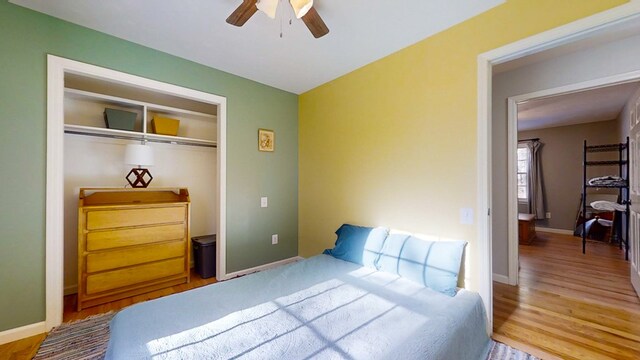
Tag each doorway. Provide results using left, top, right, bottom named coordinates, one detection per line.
left=506, top=81, right=640, bottom=285
left=495, top=81, right=640, bottom=357
left=477, top=5, right=640, bottom=332
left=486, top=15, right=640, bottom=358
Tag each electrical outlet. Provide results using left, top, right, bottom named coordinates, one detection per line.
left=546, top=212, right=551, bottom=219
left=261, top=197, right=268, bottom=208
left=272, top=234, right=278, bottom=245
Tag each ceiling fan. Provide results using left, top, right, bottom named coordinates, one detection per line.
left=226, top=0, right=330, bottom=39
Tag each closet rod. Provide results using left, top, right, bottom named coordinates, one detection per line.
left=64, top=130, right=217, bottom=148
left=518, top=138, right=540, bottom=142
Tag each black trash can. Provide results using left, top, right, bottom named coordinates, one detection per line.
left=192, top=234, right=216, bottom=279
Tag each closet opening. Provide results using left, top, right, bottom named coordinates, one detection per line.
left=46, top=55, right=227, bottom=330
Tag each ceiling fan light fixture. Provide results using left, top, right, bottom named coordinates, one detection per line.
left=227, top=0, right=328, bottom=39
left=290, top=0, right=313, bottom=18
left=256, top=0, right=278, bottom=19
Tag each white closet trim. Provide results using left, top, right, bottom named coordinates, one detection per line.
left=46, top=55, right=228, bottom=331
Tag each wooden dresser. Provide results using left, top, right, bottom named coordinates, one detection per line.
left=77, top=188, right=191, bottom=310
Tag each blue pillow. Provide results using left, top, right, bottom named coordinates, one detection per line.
left=323, top=224, right=389, bottom=267
left=376, top=234, right=467, bottom=296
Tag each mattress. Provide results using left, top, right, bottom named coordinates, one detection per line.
left=106, top=255, right=491, bottom=359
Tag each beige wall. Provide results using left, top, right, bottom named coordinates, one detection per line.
left=518, top=120, right=619, bottom=231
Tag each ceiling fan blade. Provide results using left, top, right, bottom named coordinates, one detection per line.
left=226, top=0, right=258, bottom=27
left=301, top=7, right=329, bottom=38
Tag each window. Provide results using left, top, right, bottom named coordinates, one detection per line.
left=517, top=144, right=530, bottom=201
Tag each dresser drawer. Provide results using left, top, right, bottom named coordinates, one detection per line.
left=86, top=241, right=186, bottom=273
left=86, top=223, right=185, bottom=251
left=85, top=257, right=185, bottom=295
left=86, top=206, right=185, bottom=230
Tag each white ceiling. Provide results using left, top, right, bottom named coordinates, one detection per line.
left=11, top=0, right=504, bottom=94
left=518, top=82, right=640, bottom=131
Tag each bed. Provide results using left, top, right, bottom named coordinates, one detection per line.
left=105, top=226, right=491, bottom=360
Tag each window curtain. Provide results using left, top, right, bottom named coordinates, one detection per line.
left=524, top=140, right=546, bottom=219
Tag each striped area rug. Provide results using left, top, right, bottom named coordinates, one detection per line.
left=33, top=312, right=115, bottom=360
left=33, top=311, right=537, bottom=360
left=487, top=340, right=540, bottom=360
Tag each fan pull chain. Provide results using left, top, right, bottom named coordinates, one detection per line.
left=277, top=0, right=293, bottom=38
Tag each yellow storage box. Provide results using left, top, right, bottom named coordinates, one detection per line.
left=151, top=116, right=180, bottom=136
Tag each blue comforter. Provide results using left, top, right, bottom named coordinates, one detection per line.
left=106, top=255, right=491, bottom=359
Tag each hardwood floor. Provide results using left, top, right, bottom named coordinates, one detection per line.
left=0, top=270, right=217, bottom=359
left=494, top=231, right=640, bottom=360
left=0, top=334, right=46, bottom=360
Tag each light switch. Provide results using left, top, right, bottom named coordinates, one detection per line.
left=460, top=208, right=474, bottom=225
left=261, top=197, right=268, bottom=208
left=272, top=234, right=278, bottom=245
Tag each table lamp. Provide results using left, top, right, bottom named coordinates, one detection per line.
left=124, top=143, right=154, bottom=188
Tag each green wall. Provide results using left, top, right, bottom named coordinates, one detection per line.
left=0, top=1, right=298, bottom=332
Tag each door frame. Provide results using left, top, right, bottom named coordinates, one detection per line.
left=46, top=55, right=228, bottom=330
left=477, top=2, right=640, bottom=331
left=629, top=107, right=640, bottom=295
left=506, top=71, right=640, bottom=285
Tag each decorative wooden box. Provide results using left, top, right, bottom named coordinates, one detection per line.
left=77, top=188, right=191, bottom=310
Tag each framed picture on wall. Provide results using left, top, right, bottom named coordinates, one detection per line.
left=258, top=129, right=275, bottom=152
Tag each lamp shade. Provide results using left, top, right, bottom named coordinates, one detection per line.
left=256, top=0, right=279, bottom=19
left=125, top=144, right=154, bottom=166
left=290, top=0, right=313, bottom=18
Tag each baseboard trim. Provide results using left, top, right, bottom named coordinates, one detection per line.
left=224, top=256, right=304, bottom=280
left=535, top=227, right=573, bottom=235
left=64, top=284, right=77, bottom=296
left=493, top=273, right=510, bottom=284
left=0, top=321, right=46, bottom=345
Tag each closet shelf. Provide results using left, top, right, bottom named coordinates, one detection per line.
left=64, top=124, right=217, bottom=148
left=65, top=88, right=216, bottom=120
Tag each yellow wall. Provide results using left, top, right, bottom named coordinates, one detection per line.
left=298, top=0, right=627, bottom=291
